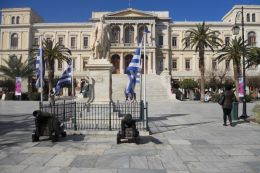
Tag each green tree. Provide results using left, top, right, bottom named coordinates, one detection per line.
left=183, top=22, right=222, bottom=102
left=31, top=39, right=71, bottom=95
left=247, top=47, right=260, bottom=68
left=215, top=37, right=251, bottom=98
left=0, top=55, right=34, bottom=92
left=180, top=79, right=198, bottom=90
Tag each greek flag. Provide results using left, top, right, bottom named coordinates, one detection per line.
left=54, top=62, right=72, bottom=96
left=35, top=48, right=45, bottom=88
left=125, top=45, right=142, bottom=96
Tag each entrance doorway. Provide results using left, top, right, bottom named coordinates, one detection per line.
left=111, top=54, right=120, bottom=74
left=124, top=54, right=133, bottom=73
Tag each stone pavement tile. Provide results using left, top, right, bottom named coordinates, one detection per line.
left=244, top=161, right=260, bottom=172
left=167, top=171, right=190, bottom=173
left=21, top=166, right=70, bottom=173
left=45, top=154, right=76, bottom=167
left=69, top=167, right=117, bottom=173
left=197, top=155, right=224, bottom=162
left=0, top=165, right=28, bottom=173
left=221, top=149, right=254, bottom=156
left=159, top=150, right=188, bottom=171
left=214, top=161, right=257, bottom=173
left=187, top=162, right=221, bottom=173
left=118, top=168, right=166, bottom=173
left=19, top=153, right=55, bottom=166
left=212, top=148, right=228, bottom=156
left=248, top=149, right=260, bottom=156
left=95, top=155, right=129, bottom=169
left=0, top=151, right=8, bottom=160
left=0, top=153, right=31, bottom=165
left=104, top=147, right=158, bottom=157
left=147, top=156, right=164, bottom=169
left=154, top=144, right=172, bottom=150
left=34, top=141, right=57, bottom=147
left=130, top=156, right=148, bottom=169
left=168, top=139, right=191, bottom=145
left=69, top=155, right=98, bottom=168
left=63, top=147, right=105, bottom=156
left=221, top=155, right=260, bottom=162
left=189, top=140, right=211, bottom=145
left=21, top=146, right=65, bottom=154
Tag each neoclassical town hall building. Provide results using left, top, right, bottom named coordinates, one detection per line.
left=0, top=5, right=260, bottom=88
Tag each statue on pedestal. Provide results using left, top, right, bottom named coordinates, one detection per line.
left=91, top=16, right=111, bottom=59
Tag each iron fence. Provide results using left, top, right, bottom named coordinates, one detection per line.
left=39, top=100, right=148, bottom=131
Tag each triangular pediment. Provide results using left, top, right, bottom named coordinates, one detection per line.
left=106, top=8, right=155, bottom=18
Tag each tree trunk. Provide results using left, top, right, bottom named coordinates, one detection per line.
left=199, top=47, right=205, bottom=102
left=48, top=58, right=55, bottom=98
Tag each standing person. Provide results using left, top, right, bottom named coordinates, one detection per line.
left=222, top=85, right=236, bottom=126
left=49, top=89, right=55, bottom=106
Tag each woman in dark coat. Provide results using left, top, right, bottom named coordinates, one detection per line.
left=222, top=85, right=236, bottom=126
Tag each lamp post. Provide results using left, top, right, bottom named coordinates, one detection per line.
left=232, top=6, right=248, bottom=119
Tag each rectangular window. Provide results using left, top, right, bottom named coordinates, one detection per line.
left=225, top=60, right=230, bottom=70
left=185, top=59, right=191, bottom=70
left=58, top=60, right=62, bottom=71
left=212, top=60, right=217, bottom=70
left=72, top=58, right=76, bottom=70
left=83, top=58, right=89, bottom=71
left=71, top=37, right=76, bottom=49
left=252, top=13, right=256, bottom=22
left=159, top=35, right=163, bottom=46
left=172, top=59, right=177, bottom=70
left=225, top=37, right=230, bottom=46
left=58, top=37, right=63, bottom=45
left=172, top=37, right=177, bottom=48
left=83, top=37, right=89, bottom=48
left=33, top=37, right=39, bottom=46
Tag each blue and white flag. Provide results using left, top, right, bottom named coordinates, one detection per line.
left=54, top=62, right=72, bottom=96
left=35, top=48, right=45, bottom=88
left=125, top=45, right=142, bottom=97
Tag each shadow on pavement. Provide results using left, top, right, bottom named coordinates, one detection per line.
left=149, top=113, right=189, bottom=121
left=139, top=135, right=163, bottom=144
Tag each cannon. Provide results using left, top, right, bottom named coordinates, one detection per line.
left=32, top=110, right=66, bottom=142
left=117, top=114, right=140, bottom=144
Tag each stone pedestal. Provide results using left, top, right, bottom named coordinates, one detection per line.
left=161, top=70, right=179, bottom=101
left=86, top=59, right=113, bottom=104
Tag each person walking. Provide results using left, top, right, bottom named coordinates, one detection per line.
left=222, top=85, right=236, bottom=126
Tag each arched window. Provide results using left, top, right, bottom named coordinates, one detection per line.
left=138, top=25, right=148, bottom=43
left=124, top=25, right=134, bottom=44
left=16, top=16, right=20, bottom=24
left=111, top=25, right=120, bottom=43
left=247, top=13, right=250, bottom=22
left=248, top=31, right=256, bottom=46
left=11, top=16, right=15, bottom=24
left=10, top=33, right=18, bottom=48
left=252, top=13, right=256, bottom=22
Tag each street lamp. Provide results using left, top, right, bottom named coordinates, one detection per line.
left=232, top=6, right=248, bottom=119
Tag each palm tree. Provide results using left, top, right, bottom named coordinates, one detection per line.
left=215, top=37, right=251, bottom=98
left=0, top=55, right=34, bottom=91
left=31, top=39, right=71, bottom=95
left=183, top=22, right=222, bottom=102
left=247, top=47, right=260, bottom=68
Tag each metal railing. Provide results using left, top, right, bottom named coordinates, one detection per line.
left=39, top=100, right=148, bottom=131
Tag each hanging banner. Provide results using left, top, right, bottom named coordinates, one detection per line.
left=239, top=77, right=244, bottom=97
left=15, top=77, right=22, bottom=96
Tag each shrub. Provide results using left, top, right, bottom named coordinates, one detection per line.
left=21, top=93, right=29, bottom=100
left=180, top=79, right=198, bottom=90
left=245, top=94, right=252, bottom=102
left=5, top=92, right=15, bottom=100
left=28, top=92, right=40, bottom=101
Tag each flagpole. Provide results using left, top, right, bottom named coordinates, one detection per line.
left=143, top=31, right=146, bottom=106
left=40, top=36, right=43, bottom=103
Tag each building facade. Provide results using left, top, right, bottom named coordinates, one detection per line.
left=0, top=5, right=260, bottom=86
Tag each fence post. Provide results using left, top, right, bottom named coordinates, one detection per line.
left=140, top=100, right=144, bottom=130
left=74, top=101, right=77, bottom=130
left=145, top=102, right=149, bottom=131
left=109, top=102, right=112, bottom=131
left=39, top=101, right=42, bottom=111
left=63, top=100, right=65, bottom=123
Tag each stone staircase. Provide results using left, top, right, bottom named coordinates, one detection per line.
left=112, top=74, right=173, bottom=102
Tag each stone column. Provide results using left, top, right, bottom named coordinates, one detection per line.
left=147, top=52, right=151, bottom=74
left=120, top=52, right=124, bottom=74
left=134, top=24, right=138, bottom=45
left=148, top=24, right=152, bottom=46
left=153, top=51, right=156, bottom=74
left=120, top=24, right=124, bottom=44
left=152, top=23, right=156, bottom=46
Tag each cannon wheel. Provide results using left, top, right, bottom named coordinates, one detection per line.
left=51, top=132, right=59, bottom=142
left=61, top=131, right=67, bottom=137
left=32, top=133, right=39, bottom=142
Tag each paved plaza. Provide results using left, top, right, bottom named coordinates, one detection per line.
left=0, top=100, right=260, bottom=173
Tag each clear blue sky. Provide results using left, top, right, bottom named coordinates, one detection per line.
left=0, top=0, right=259, bottom=22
